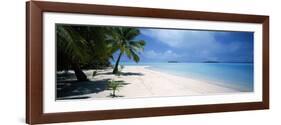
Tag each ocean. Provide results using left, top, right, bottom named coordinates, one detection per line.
left=121, top=62, right=253, bottom=92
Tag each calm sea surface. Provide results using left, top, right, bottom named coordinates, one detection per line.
left=122, top=62, right=253, bottom=92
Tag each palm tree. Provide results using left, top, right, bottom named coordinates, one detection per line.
left=106, top=27, right=146, bottom=74
left=57, top=25, right=90, bottom=81
left=57, top=25, right=112, bottom=81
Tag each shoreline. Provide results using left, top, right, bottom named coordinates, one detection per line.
left=57, top=66, right=243, bottom=100
left=137, top=66, right=243, bottom=92
left=142, top=66, right=248, bottom=92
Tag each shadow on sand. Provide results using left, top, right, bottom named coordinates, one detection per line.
left=56, top=79, right=111, bottom=100
left=107, top=94, right=125, bottom=98
left=121, top=72, right=144, bottom=76
left=56, top=79, right=130, bottom=100
left=99, top=72, right=143, bottom=76
left=56, top=71, right=136, bottom=100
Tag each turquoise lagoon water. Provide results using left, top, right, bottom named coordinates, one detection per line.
left=122, top=62, right=253, bottom=92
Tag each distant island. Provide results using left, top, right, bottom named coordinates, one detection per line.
left=203, top=61, right=220, bottom=63
left=168, top=61, right=179, bottom=63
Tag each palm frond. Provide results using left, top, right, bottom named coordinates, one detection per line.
left=130, top=49, right=140, bottom=63
left=57, top=25, right=90, bottom=63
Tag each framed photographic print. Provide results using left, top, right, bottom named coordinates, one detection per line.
left=26, top=1, right=269, bottom=124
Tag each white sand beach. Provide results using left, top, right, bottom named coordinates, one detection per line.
left=57, top=66, right=240, bottom=100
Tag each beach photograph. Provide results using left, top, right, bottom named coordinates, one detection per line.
left=56, top=24, right=254, bottom=100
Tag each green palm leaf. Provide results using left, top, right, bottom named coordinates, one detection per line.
left=108, top=27, right=147, bottom=74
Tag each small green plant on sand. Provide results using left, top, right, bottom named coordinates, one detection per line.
left=108, top=80, right=122, bottom=97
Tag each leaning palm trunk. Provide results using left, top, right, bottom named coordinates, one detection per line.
left=71, top=62, right=88, bottom=81
left=113, top=52, right=123, bottom=74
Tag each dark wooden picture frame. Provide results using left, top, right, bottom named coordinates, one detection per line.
left=26, top=1, right=269, bottom=124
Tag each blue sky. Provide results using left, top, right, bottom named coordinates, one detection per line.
left=117, top=28, right=253, bottom=63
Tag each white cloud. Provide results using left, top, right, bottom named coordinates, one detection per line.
left=145, top=50, right=181, bottom=60
left=141, top=29, right=219, bottom=49
left=140, top=29, right=252, bottom=62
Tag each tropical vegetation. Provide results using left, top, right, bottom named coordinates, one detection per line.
left=56, top=25, right=146, bottom=81
left=107, top=80, right=123, bottom=97
left=106, top=27, right=146, bottom=74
